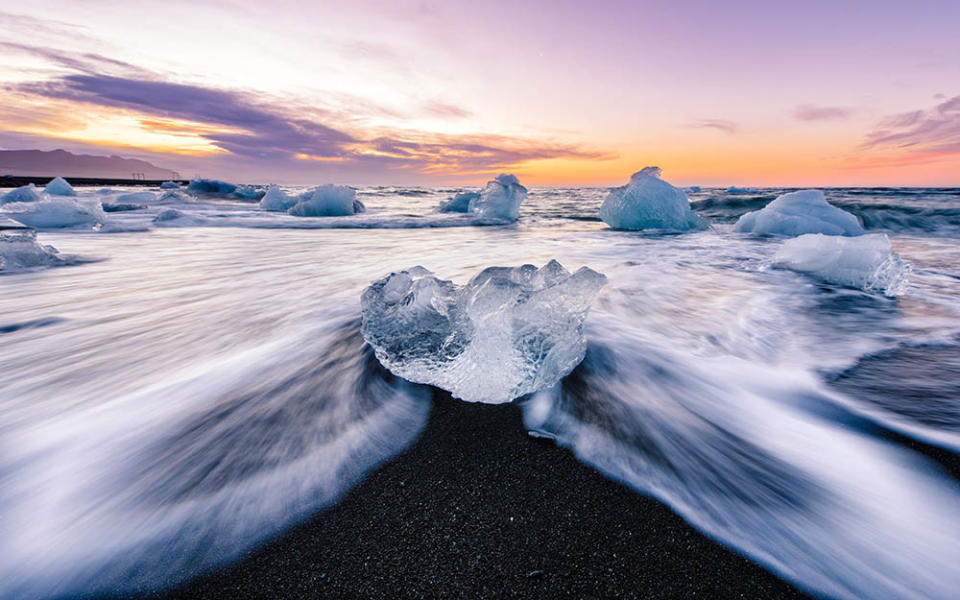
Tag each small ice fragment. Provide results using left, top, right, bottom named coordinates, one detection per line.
left=188, top=178, right=237, bottom=195
left=44, top=177, right=75, bottom=196
left=0, top=230, right=65, bottom=271
left=438, top=191, right=479, bottom=213
left=734, top=190, right=864, bottom=236
left=288, top=185, right=364, bottom=217
left=260, top=185, right=297, bottom=212
left=159, top=181, right=181, bottom=189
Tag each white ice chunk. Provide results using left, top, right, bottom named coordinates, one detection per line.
left=438, top=191, right=478, bottom=213
left=734, top=190, right=864, bottom=236
left=1, top=199, right=104, bottom=229
left=1, top=184, right=43, bottom=204
left=44, top=177, right=75, bottom=196
left=467, top=174, right=527, bottom=221
left=288, top=185, right=364, bottom=217
left=0, top=230, right=66, bottom=271
left=727, top=186, right=758, bottom=194
left=361, top=260, right=606, bottom=403
left=772, top=233, right=911, bottom=296
left=159, top=181, right=181, bottom=189
left=599, top=167, right=706, bottom=231
left=260, top=185, right=297, bottom=212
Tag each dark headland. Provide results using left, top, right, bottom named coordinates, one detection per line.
left=134, top=395, right=811, bottom=600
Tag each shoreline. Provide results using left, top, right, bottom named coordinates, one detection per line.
left=137, top=395, right=811, bottom=600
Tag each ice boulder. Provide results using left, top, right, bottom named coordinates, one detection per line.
left=260, top=185, right=297, bottom=212
left=361, top=260, right=607, bottom=403
left=438, top=191, right=479, bottom=213
left=188, top=178, right=237, bottom=195
left=44, top=177, right=76, bottom=196
left=0, top=230, right=67, bottom=272
left=1, top=184, right=43, bottom=204
left=467, top=174, right=527, bottom=221
left=1, top=199, right=104, bottom=229
left=734, top=190, right=864, bottom=236
left=772, top=233, right=910, bottom=296
left=288, top=185, right=365, bottom=217
left=160, top=181, right=181, bottom=189
left=599, top=167, right=707, bottom=231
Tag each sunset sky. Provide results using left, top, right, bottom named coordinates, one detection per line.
left=1, top=0, right=958, bottom=186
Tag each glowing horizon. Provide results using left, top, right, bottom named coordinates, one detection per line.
left=1, top=0, right=959, bottom=186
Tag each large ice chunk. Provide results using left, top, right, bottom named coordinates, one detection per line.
left=467, top=174, right=527, bottom=221
left=260, top=185, right=297, bottom=212
left=734, top=190, right=864, bottom=236
left=45, top=177, right=76, bottom=196
left=438, top=191, right=479, bottom=213
left=1, top=199, right=105, bottom=229
left=599, top=167, right=706, bottom=230
left=188, top=178, right=237, bottom=195
left=288, top=185, right=365, bottom=217
left=772, top=233, right=910, bottom=296
left=361, top=260, right=607, bottom=403
left=0, top=230, right=66, bottom=271
left=1, top=184, right=43, bottom=204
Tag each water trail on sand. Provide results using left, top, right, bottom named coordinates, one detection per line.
left=523, top=312, right=960, bottom=600
left=0, top=315, right=430, bottom=599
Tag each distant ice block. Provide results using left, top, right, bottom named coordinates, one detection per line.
left=734, top=190, right=864, bottom=236
left=467, top=174, right=527, bottom=221
left=115, top=191, right=156, bottom=204
left=1, top=184, right=43, bottom=204
left=727, top=186, right=758, bottom=194
left=288, top=185, right=365, bottom=217
left=772, top=233, right=911, bottom=296
left=685, top=186, right=702, bottom=193
left=361, top=260, right=607, bottom=403
left=599, top=167, right=707, bottom=231
left=188, top=179, right=237, bottom=195
left=233, top=185, right=265, bottom=201
left=159, top=181, right=181, bottom=189
left=438, top=191, right=479, bottom=213
left=0, top=230, right=66, bottom=271
left=260, top=185, right=297, bottom=212
left=1, top=199, right=104, bottom=229
left=45, top=177, right=76, bottom=196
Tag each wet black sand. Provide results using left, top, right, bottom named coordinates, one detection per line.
left=140, top=396, right=810, bottom=600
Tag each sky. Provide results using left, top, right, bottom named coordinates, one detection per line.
left=0, top=0, right=958, bottom=186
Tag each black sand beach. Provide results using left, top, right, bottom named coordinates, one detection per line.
left=140, top=395, right=811, bottom=600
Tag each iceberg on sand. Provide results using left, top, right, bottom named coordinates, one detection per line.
left=45, top=177, right=76, bottom=196
left=288, top=185, right=365, bottom=217
left=599, top=167, right=706, bottom=231
left=0, top=230, right=66, bottom=272
left=772, top=233, right=910, bottom=296
left=260, top=185, right=297, bottom=212
left=438, top=191, right=479, bottom=213
left=467, top=174, right=527, bottom=221
left=734, top=190, right=864, bottom=236
left=361, top=260, right=606, bottom=403
left=1, top=199, right=105, bottom=229
left=1, top=184, right=43, bottom=204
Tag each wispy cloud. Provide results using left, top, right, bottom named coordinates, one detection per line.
left=793, top=104, right=853, bottom=122
left=688, top=119, right=738, bottom=135
left=862, top=95, right=960, bottom=155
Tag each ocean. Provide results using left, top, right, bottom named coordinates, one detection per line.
left=1, top=184, right=959, bottom=599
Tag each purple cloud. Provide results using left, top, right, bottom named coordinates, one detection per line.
left=793, top=104, right=853, bottom=122
left=863, top=95, right=960, bottom=155
left=688, top=119, right=738, bottom=134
